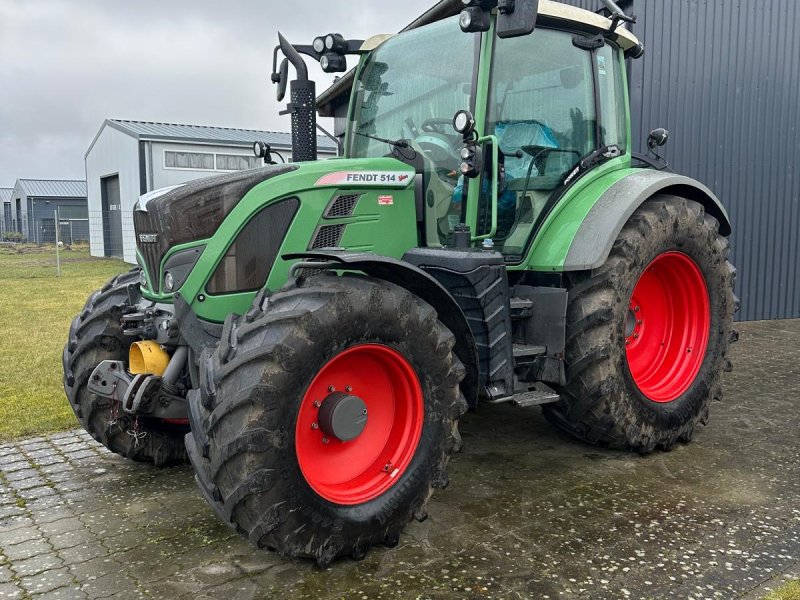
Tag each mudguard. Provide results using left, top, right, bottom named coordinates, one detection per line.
left=284, top=251, right=480, bottom=408
left=563, top=169, right=732, bottom=271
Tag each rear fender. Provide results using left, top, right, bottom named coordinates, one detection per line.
left=562, top=170, right=731, bottom=271
left=284, top=251, right=480, bottom=408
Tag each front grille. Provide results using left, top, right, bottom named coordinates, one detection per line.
left=309, top=224, right=346, bottom=250
left=133, top=210, right=163, bottom=286
left=324, top=194, right=360, bottom=219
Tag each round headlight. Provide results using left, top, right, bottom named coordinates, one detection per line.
left=460, top=146, right=472, bottom=160
left=164, top=271, right=175, bottom=292
left=459, top=10, right=473, bottom=30
left=139, top=269, right=147, bottom=287
left=313, top=37, right=326, bottom=54
left=453, top=110, right=475, bottom=136
left=325, top=34, right=335, bottom=51
left=320, top=55, right=330, bottom=71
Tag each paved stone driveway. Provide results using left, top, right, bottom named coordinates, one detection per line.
left=1, top=319, right=799, bottom=599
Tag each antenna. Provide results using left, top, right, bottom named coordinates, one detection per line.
left=598, top=0, right=635, bottom=33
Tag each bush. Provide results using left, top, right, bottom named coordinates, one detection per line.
left=2, top=232, right=24, bottom=242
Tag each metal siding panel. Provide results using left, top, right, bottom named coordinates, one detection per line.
left=557, top=0, right=799, bottom=320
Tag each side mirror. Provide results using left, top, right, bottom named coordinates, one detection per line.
left=273, top=58, right=289, bottom=102
left=497, top=0, right=540, bottom=39
left=648, top=128, right=669, bottom=150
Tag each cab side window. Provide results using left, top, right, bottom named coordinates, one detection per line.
left=596, top=44, right=628, bottom=152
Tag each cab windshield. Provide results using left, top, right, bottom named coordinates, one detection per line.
left=348, top=17, right=478, bottom=244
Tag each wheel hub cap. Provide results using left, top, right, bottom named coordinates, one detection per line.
left=318, top=392, right=368, bottom=442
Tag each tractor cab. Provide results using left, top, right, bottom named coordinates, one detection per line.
left=345, top=2, right=639, bottom=256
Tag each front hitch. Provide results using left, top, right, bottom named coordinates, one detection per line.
left=87, top=360, right=187, bottom=420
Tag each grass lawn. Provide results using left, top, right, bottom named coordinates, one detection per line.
left=764, top=581, right=800, bottom=600
left=0, top=245, right=127, bottom=441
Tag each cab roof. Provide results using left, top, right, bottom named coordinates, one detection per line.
left=317, top=0, right=641, bottom=117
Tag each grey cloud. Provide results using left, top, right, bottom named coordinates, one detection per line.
left=0, top=0, right=433, bottom=184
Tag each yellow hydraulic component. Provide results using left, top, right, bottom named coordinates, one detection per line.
left=129, top=341, right=170, bottom=376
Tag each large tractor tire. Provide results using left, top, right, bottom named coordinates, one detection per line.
left=544, top=195, right=737, bottom=454
left=186, top=274, right=467, bottom=566
left=63, top=269, right=188, bottom=466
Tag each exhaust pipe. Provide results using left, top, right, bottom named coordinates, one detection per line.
left=278, top=33, right=318, bottom=163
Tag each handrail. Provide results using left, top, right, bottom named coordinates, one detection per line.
left=473, top=134, right=500, bottom=241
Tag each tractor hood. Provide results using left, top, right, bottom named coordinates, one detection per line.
left=133, top=158, right=418, bottom=288
left=133, top=164, right=297, bottom=284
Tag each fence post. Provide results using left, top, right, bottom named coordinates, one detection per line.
left=55, top=208, right=61, bottom=277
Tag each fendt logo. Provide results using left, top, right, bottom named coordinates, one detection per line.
left=138, top=234, right=158, bottom=244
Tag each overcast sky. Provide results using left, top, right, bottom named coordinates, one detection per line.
left=0, top=0, right=434, bottom=187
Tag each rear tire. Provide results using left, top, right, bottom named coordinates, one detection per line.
left=186, top=274, right=467, bottom=565
left=544, top=195, right=737, bottom=453
left=62, top=269, right=188, bottom=466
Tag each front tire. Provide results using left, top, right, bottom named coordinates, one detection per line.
left=544, top=195, right=737, bottom=453
left=62, top=269, right=188, bottom=466
left=186, top=274, right=467, bottom=565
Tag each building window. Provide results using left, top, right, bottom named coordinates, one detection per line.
left=215, top=154, right=262, bottom=171
left=164, top=151, right=215, bottom=170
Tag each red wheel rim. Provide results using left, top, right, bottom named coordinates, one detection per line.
left=295, top=344, right=424, bottom=505
left=625, top=251, right=711, bottom=403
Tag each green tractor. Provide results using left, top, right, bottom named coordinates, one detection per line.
left=63, top=0, right=737, bottom=565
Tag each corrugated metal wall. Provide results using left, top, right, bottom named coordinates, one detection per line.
left=560, top=0, right=800, bottom=321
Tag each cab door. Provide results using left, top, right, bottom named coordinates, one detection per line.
left=467, top=25, right=628, bottom=261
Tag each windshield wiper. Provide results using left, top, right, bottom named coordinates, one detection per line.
left=355, top=132, right=410, bottom=149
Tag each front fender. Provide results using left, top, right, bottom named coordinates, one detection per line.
left=284, top=251, right=480, bottom=409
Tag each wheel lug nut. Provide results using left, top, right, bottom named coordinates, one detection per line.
left=634, top=306, right=640, bottom=312
left=313, top=400, right=321, bottom=408
left=345, top=385, right=352, bottom=392
left=311, top=422, right=318, bottom=430
left=633, top=333, right=639, bottom=339
left=322, top=437, right=329, bottom=444
left=328, top=385, right=335, bottom=392
left=636, top=320, right=642, bottom=325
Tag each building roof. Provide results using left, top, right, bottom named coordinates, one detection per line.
left=16, top=179, right=87, bottom=199
left=0, top=188, right=12, bottom=204
left=87, top=119, right=338, bottom=158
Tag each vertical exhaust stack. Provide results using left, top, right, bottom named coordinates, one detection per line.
left=277, top=33, right=318, bottom=163
left=289, top=79, right=318, bottom=163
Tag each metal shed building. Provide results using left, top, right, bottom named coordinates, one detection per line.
left=318, top=0, right=800, bottom=322
left=8, top=179, right=88, bottom=244
left=85, top=120, right=339, bottom=263
left=0, top=188, right=12, bottom=236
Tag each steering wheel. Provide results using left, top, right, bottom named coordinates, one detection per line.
left=414, top=132, right=460, bottom=166
left=421, top=118, right=456, bottom=135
